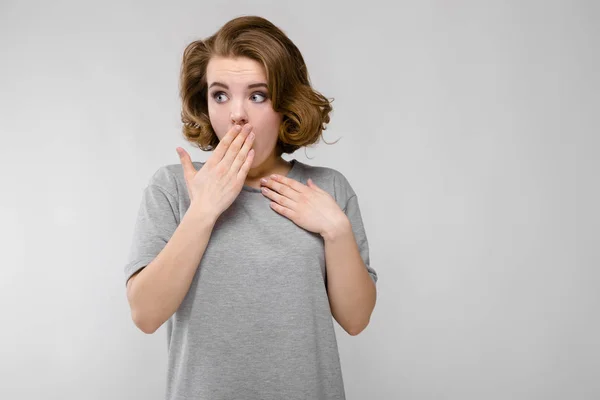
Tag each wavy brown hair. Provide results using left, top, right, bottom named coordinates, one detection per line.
left=179, top=15, right=335, bottom=156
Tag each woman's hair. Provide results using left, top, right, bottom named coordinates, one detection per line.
left=179, top=15, right=335, bottom=156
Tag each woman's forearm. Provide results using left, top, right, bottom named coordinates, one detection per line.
left=323, top=218, right=377, bottom=336
left=126, top=203, right=217, bottom=334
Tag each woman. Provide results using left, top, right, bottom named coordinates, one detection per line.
left=124, top=15, right=378, bottom=400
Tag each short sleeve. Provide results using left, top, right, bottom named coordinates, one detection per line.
left=343, top=194, right=378, bottom=285
left=124, top=173, right=180, bottom=286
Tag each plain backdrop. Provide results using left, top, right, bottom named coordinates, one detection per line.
left=1, top=1, right=598, bottom=399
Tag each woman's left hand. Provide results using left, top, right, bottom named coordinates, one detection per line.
left=260, top=174, right=349, bottom=238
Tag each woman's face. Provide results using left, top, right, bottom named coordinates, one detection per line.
left=206, top=56, right=282, bottom=165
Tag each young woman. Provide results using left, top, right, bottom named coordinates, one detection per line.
left=124, top=15, right=378, bottom=400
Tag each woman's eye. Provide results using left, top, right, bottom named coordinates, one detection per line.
left=251, top=92, right=267, bottom=103
left=213, top=92, right=228, bottom=103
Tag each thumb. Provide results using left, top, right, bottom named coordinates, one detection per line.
left=176, top=147, right=196, bottom=180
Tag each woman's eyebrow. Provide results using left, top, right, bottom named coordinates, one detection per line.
left=208, top=82, right=268, bottom=89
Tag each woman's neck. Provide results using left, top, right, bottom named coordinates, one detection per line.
left=244, top=156, right=291, bottom=189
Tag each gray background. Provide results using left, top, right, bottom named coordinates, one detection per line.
left=1, top=1, right=598, bottom=399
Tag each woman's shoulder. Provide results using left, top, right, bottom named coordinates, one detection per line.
left=293, top=160, right=357, bottom=205
left=144, top=162, right=205, bottom=199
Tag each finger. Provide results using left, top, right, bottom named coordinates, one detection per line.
left=176, top=147, right=197, bottom=182
left=230, top=130, right=255, bottom=173
left=261, top=186, right=295, bottom=209
left=238, top=149, right=255, bottom=179
left=211, top=124, right=243, bottom=163
left=263, top=178, right=301, bottom=202
left=220, top=123, right=252, bottom=168
left=272, top=174, right=307, bottom=194
left=269, top=201, right=295, bottom=219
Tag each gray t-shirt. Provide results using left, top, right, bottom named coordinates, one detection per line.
left=124, top=158, right=377, bottom=400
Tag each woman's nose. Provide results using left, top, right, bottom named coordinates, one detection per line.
left=231, top=116, right=248, bottom=126
left=230, top=107, right=248, bottom=126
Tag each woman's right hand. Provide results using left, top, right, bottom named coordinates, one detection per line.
left=176, top=123, right=256, bottom=219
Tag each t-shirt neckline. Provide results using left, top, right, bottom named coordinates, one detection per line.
left=242, top=158, right=298, bottom=193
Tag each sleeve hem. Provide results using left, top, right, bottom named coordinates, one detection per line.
left=369, top=272, right=378, bottom=285
left=124, top=257, right=156, bottom=287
